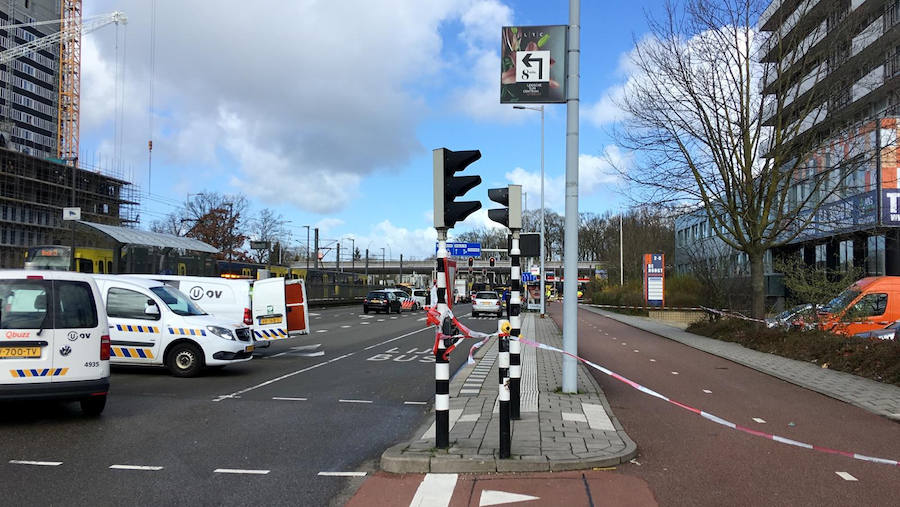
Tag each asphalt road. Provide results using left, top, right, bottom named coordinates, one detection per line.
left=0, top=303, right=493, bottom=506
left=556, top=303, right=900, bottom=507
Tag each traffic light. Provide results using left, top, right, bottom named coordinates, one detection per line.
left=489, top=256, right=496, bottom=267
left=433, top=148, right=482, bottom=229
left=468, top=257, right=474, bottom=267
left=487, top=185, right=522, bottom=229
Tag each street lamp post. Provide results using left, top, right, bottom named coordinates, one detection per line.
left=303, top=225, right=311, bottom=272
left=513, top=104, right=545, bottom=316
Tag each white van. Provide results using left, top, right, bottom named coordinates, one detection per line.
left=128, top=275, right=309, bottom=347
left=92, top=276, right=253, bottom=377
left=0, top=270, right=110, bottom=415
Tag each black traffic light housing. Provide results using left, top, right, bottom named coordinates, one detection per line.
left=489, top=256, right=495, bottom=267
left=487, top=185, right=522, bottom=229
left=433, top=148, right=482, bottom=229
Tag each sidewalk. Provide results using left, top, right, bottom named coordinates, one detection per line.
left=581, top=305, right=900, bottom=421
left=380, top=313, right=637, bottom=473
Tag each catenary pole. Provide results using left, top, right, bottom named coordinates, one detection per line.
left=562, top=0, right=580, bottom=393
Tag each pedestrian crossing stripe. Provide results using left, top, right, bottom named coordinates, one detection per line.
left=10, top=368, right=68, bottom=378
left=168, top=328, right=207, bottom=336
left=110, top=346, right=155, bottom=359
left=116, top=324, right=160, bottom=333
left=253, top=328, right=288, bottom=339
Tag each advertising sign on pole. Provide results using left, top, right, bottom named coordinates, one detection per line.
left=643, top=254, right=665, bottom=308
left=500, top=25, right=567, bottom=104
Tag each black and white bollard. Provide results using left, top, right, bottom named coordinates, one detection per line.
left=509, top=230, right=522, bottom=420
left=434, top=230, right=450, bottom=449
left=499, top=316, right=511, bottom=458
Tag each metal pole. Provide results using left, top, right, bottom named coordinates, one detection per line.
left=434, top=228, right=450, bottom=449
left=499, top=300, right=512, bottom=459
left=304, top=225, right=310, bottom=272
left=351, top=238, right=355, bottom=273
left=562, top=1, right=580, bottom=394
left=620, top=213, right=624, bottom=286
left=540, top=105, right=546, bottom=317
left=400, top=254, right=403, bottom=284
left=314, top=228, right=319, bottom=270
left=337, top=242, right=341, bottom=272
left=509, top=230, right=522, bottom=421
left=365, top=248, right=369, bottom=282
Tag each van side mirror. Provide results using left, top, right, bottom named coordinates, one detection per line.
left=145, top=300, right=160, bottom=315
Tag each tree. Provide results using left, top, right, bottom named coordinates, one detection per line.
left=248, top=208, right=290, bottom=264
left=182, top=192, right=250, bottom=261
left=149, top=212, right=186, bottom=236
left=615, top=0, right=878, bottom=319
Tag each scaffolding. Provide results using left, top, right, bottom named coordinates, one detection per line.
left=0, top=147, right=138, bottom=268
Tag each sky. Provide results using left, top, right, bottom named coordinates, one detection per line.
left=78, top=0, right=663, bottom=261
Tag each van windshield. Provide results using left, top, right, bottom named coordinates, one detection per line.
left=822, top=288, right=861, bottom=314
left=150, top=286, right=207, bottom=316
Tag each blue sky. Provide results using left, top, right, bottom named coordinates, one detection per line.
left=78, top=0, right=662, bottom=260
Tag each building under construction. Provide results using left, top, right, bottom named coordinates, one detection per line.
left=0, top=147, right=139, bottom=267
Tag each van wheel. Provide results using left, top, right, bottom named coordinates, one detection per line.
left=167, top=342, right=203, bottom=377
left=80, top=395, right=107, bottom=416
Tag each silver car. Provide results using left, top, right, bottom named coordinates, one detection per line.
left=472, top=291, right=502, bottom=318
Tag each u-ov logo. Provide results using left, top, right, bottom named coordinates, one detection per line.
left=189, top=286, right=204, bottom=300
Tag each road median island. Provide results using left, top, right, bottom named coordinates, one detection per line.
left=380, top=312, right=637, bottom=473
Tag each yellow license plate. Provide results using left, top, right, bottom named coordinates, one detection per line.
left=0, top=347, right=41, bottom=358
left=245, top=345, right=254, bottom=352
left=259, top=317, right=282, bottom=325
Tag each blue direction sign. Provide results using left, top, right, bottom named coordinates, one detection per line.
left=436, top=242, right=482, bottom=257
left=522, top=273, right=536, bottom=282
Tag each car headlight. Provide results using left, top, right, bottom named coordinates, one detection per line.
left=206, top=325, right=235, bottom=340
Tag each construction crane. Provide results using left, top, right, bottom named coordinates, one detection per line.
left=0, top=8, right=127, bottom=164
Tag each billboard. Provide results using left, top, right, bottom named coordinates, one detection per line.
left=500, top=25, right=567, bottom=104
left=643, top=254, right=665, bottom=308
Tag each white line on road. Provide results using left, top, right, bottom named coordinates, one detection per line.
left=417, top=317, right=427, bottom=321
left=341, top=325, right=352, bottom=328
left=377, top=319, right=385, bottom=322
left=410, top=473, right=458, bottom=507
left=272, top=397, right=308, bottom=401
left=318, top=471, right=367, bottom=477
left=361, top=322, right=370, bottom=325
left=753, top=418, right=767, bottom=424
left=309, top=313, right=321, bottom=316
left=671, top=371, right=679, bottom=375
left=339, top=399, right=373, bottom=404
left=650, top=359, right=657, bottom=362
left=9, top=460, right=62, bottom=466
left=109, top=465, right=164, bottom=471
left=214, top=469, right=270, bottom=475
left=404, top=401, right=427, bottom=405
left=703, top=389, right=712, bottom=394
left=835, top=471, right=857, bottom=481
left=316, top=329, right=328, bottom=333
left=633, top=349, right=639, bottom=353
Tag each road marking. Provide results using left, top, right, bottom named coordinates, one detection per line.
left=9, top=460, right=62, bottom=466
left=339, top=399, right=373, bottom=404
left=361, top=322, right=370, bottom=325
left=835, top=471, right=857, bottom=481
left=109, top=464, right=164, bottom=471
left=377, top=319, right=385, bottom=322
left=650, top=359, right=656, bottom=362
left=404, top=401, right=427, bottom=405
left=214, top=468, right=270, bottom=475
left=753, top=418, right=767, bottom=424
left=341, top=325, right=352, bottom=328
left=480, top=490, right=540, bottom=506
left=308, top=312, right=320, bottom=316
left=633, top=349, right=639, bottom=353
left=671, top=371, right=679, bottom=375
left=582, top=403, right=615, bottom=431
left=316, top=329, right=328, bottom=333
left=318, top=471, right=367, bottom=477
left=390, top=317, right=398, bottom=320
left=703, top=389, right=712, bottom=394
left=272, top=397, right=307, bottom=401
left=417, top=317, right=427, bottom=321
left=410, top=473, right=457, bottom=507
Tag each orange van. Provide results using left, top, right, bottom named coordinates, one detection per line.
left=818, top=276, right=900, bottom=336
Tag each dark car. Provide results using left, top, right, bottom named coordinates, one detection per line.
left=363, top=290, right=401, bottom=314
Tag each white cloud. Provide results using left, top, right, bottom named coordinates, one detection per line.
left=314, top=218, right=345, bottom=235
left=583, top=85, right=626, bottom=127
left=355, top=220, right=438, bottom=260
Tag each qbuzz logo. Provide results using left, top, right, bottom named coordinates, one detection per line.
left=59, top=345, right=71, bottom=357
left=189, top=286, right=223, bottom=301
left=67, top=331, right=91, bottom=341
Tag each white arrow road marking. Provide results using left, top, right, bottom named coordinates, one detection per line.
left=318, top=471, right=367, bottom=477
left=109, top=465, right=164, bottom=471
left=479, top=490, right=541, bottom=506
left=214, top=469, right=269, bottom=475
left=9, top=460, right=62, bottom=466
left=410, top=473, right=457, bottom=507
left=835, top=472, right=857, bottom=481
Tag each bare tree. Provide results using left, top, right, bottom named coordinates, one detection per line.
left=248, top=208, right=290, bottom=264
left=615, top=0, right=880, bottom=319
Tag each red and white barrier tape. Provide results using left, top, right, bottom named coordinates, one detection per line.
left=514, top=335, right=900, bottom=468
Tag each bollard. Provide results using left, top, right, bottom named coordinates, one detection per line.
left=434, top=232, right=450, bottom=449
left=509, top=230, right=521, bottom=420
left=498, top=320, right=511, bottom=458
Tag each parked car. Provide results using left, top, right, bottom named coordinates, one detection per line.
left=472, top=291, right=503, bottom=318
left=766, top=303, right=820, bottom=330
left=363, top=290, right=401, bottom=314
left=853, top=320, right=899, bottom=340
left=384, top=288, right=418, bottom=311
left=0, top=270, right=110, bottom=415
left=410, top=289, right=428, bottom=309
left=818, top=277, right=900, bottom=335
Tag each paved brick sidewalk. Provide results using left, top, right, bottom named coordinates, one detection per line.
left=380, top=313, right=637, bottom=473
left=581, top=305, right=900, bottom=421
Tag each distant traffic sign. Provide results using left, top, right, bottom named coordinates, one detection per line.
left=62, top=207, right=81, bottom=221
left=436, top=242, right=481, bottom=257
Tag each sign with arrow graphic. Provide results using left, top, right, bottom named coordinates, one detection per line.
left=501, top=25, right=566, bottom=104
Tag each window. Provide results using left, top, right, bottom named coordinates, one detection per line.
left=815, top=243, right=827, bottom=269
left=150, top=285, right=206, bottom=316
left=839, top=240, right=854, bottom=272
left=0, top=279, right=49, bottom=329
left=850, top=293, right=888, bottom=318
left=107, top=287, right=159, bottom=321
left=55, top=281, right=98, bottom=328
left=867, top=235, right=885, bottom=276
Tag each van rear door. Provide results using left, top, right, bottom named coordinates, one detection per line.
left=52, top=280, right=104, bottom=381
left=252, top=278, right=288, bottom=341
left=1, top=278, right=54, bottom=384
left=285, top=280, right=309, bottom=335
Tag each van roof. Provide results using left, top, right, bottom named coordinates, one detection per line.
left=853, top=276, right=900, bottom=291
left=93, top=274, right=165, bottom=289
left=1, top=269, right=96, bottom=282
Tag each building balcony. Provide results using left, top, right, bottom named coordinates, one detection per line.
left=851, top=15, right=883, bottom=57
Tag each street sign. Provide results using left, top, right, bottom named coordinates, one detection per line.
left=530, top=265, right=540, bottom=275
left=643, top=253, right=665, bottom=308
left=500, top=25, right=567, bottom=104
left=435, top=242, right=481, bottom=257
left=522, top=273, right=536, bottom=282
left=62, top=207, right=80, bottom=221
left=250, top=240, right=271, bottom=250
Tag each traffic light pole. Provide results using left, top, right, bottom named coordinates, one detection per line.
left=434, top=229, right=451, bottom=449
left=509, top=229, right=522, bottom=420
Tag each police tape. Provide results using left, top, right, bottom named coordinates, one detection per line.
left=512, top=335, right=900, bottom=468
